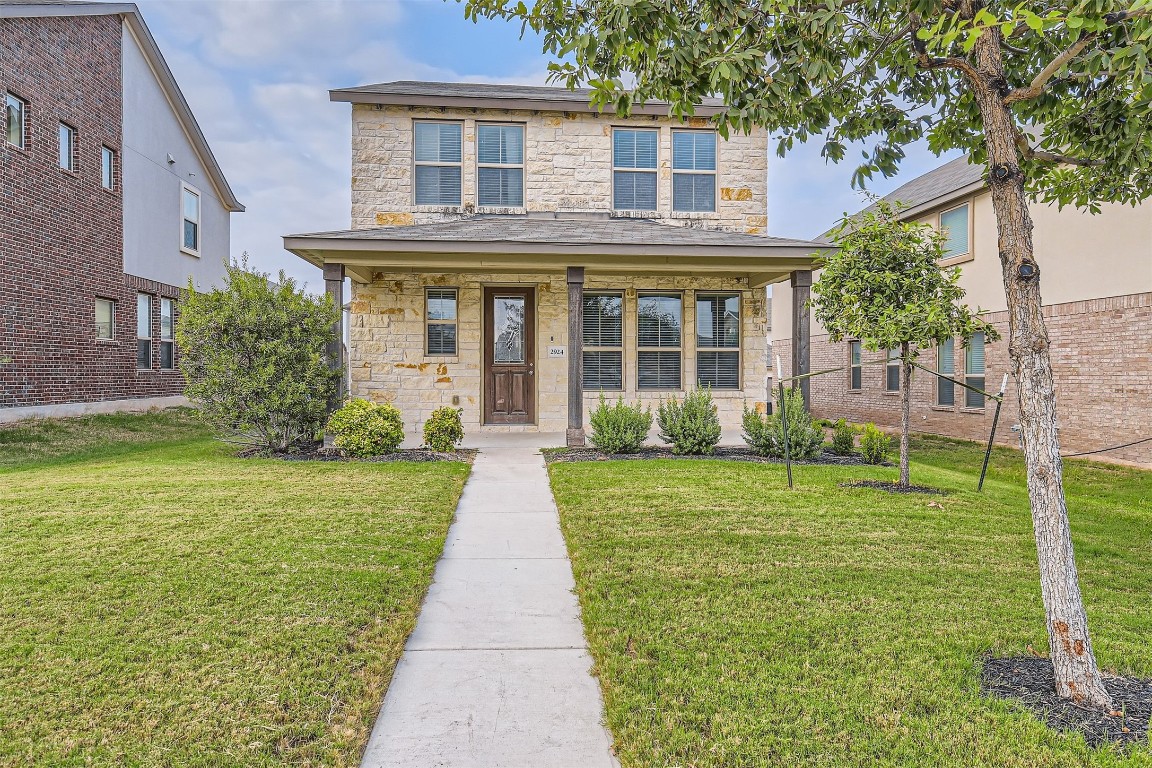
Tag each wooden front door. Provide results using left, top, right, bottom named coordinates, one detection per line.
left=483, top=287, right=535, bottom=424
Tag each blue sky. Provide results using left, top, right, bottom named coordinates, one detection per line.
left=136, top=0, right=962, bottom=290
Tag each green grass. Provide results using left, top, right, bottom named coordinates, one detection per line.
left=549, top=437, right=1152, bottom=767
left=0, top=411, right=469, bottom=767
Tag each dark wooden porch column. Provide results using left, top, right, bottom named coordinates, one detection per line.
left=791, top=269, right=812, bottom=409
left=566, top=267, right=586, bottom=447
left=323, top=262, right=346, bottom=413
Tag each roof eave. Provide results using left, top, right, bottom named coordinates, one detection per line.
left=329, top=89, right=727, bottom=118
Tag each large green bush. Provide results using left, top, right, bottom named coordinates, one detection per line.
left=741, top=388, right=825, bottom=459
left=177, top=262, right=341, bottom=451
left=589, top=395, right=652, bottom=454
left=423, top=407, right=465, bottom=452
left=830, top=419, right=857, bottom=456
left=326, top=399, right=404, bottom=457
left=657, top=389, right=722, bottom=456
left=859, top=423, right=893, bottom=465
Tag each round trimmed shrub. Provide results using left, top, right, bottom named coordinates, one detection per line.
left=326, top=399, right=404, bottom=457
left=589, top=394, right=652, bottom=454
left=423, top=407, right=465, bottom=452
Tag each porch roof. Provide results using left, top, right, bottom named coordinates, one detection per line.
left=283, top=215, right=827, bottom=287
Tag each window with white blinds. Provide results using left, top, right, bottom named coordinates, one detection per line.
left=965, top=332, right=986, bottom=408
left=637, top=293, right=681, bottom=389
left=940, top=203, right=970, bottom=259
left=414, top=122, right=462, bottom=206
left=696, top=293, right=739, bottom=388
left=582, top=293, right=623, bottom=390
left=937, top=337, right=956, bottom=406
left=425, top=288, right=458, bottom=355
left=849, top=341, right=862, bottom=390
left=672, top=131, right=716, bottom=212
left=477, top=124, right=524, bottom=207
left=613, top=129, right=658, bottom=210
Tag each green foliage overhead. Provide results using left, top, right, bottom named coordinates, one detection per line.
left=177, top=264, right=341, bottom=451
left=465, top=0, right=1152, bottom=210
left=812, top=201, right=1000, bottom=357
left=327, top=399, right=405, bottom=457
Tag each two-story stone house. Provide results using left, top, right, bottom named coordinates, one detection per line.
left=285, top=81, right=824, bottom=445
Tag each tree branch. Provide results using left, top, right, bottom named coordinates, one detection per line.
left=1013, top=129, right=1106, bottom=166
left=1003, top=31, right=1095, bottom=103
left=909, top=18, right=981, bottom=81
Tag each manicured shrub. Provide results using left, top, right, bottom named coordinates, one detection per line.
left=326, top=399, right=404, bottom=457
left=589, top=395, right=652, bottom=454
left=830, top=419, right=857, bottom=456
left=859, top=423, right=893, bottom=465
left=423, top=407, right=465, bottom=452
left=657, top=388, right=722, bottom=455
left=741, top=388, right=824, bottom=460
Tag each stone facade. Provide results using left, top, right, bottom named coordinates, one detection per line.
left=350, top=273, right=771, bottom=432
left=350, top=105, right=768, bottom=233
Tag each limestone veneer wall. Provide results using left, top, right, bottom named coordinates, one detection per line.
left=350, top=272, right=771, bottom=432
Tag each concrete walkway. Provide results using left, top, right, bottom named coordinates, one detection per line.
left=360, top=440, right=618, bottom=768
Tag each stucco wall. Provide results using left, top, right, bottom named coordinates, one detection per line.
left=349, top=273, right=771, bottom=432
left=350, top=105, right=769, bottom=234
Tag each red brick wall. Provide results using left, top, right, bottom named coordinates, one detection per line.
left=0, top=14, right=185, bottom=408
left=774, top=292, right=1152, bottom=466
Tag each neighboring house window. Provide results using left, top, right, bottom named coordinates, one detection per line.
left=476, top=123, right=524, bottom=207
left=696, top=293, right=740, bottom=389
left=940, top=203, right=970, bottom=259
left=582, top=293, right=623, bottom=390
left=181, top=185, right=201, bottom=254
left=885, top=348, right=900, bottom=392
left=160, top=298, right=175, bottom=369
left=95, top=298, right=115, bottom=340
left=6, top=93, right=26, bottom=149
left=101, top=146, right=116, bottom=190
left=425, top=288, right=458, bottom=355
left=965, top=332, right=986, bottom=408
left=672, top=130, right=717, bottom=212
left=849, top=341, right=862, bottom=390
left=612, top=128, right=658, bottom=210
left=937, top=337, right=956, bottom=405
left=414, top=121, right=462, bottom=206
left=58, top=123, right=76, bottom=171
left=637, top=293, right=682, bottom=389
left=137, top=294, right=152, bottom=369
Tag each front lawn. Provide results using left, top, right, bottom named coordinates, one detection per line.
left=0, top=410, right=469, bottom=766
left=549, top=437, right=1152, bottom=767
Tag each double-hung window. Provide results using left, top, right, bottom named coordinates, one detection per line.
left=849, top=341, right=862, bottom=390
left=937, top=337, right=956, bottom=405
left=612, top=128, right=658, bottom=210
left=101, top=146, right=116, bottom=190
left=137, top=294, right=152, bottom=369
left=425, top=288, right=458, bottom=355
left=885, top=348, right=900, bottom=392
left=58, top=123, right=76, bottom=171
left=95, top=298, right=115, bottom=340
left=637, top=293, right=682, bottom=389
left=6, top=93, right=26, bottom=149
left=182, top=185, right=200, bottom=254
left=414, top=121, right=462, bottom=206
left=940, top=203, right=970, bottom=259
left=964, top=332, right=986, bottom=408
left=672, top=130, right=717, bottom=212
left=477, top=123, right=524, bottom=207
left=696, top=293, right=740, bottom=388
left=160, top=298, right=175, bottom=369
left=582, top=293, right=623, bottom=390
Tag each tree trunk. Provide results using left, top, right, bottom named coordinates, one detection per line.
left=968, top=28, right=1112, bottom=709
left=899, top=341, right=912, bottom=487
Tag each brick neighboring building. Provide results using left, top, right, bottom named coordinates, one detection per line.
left=772, top=156, right=1152, bottom=467
left=1, top=1, right=242, bottom=421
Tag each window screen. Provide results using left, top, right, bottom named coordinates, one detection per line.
left=637, top=293, right=681, bottom=389
left=937, top=337, right=955, bottom=406
left=696, top=294, right=739, bottom=388
left=965, top=332, right=986, bottom=408
left=613, top=129, right=658, bottom=210
left=672, top=131, right=717, bottom=212
left=940, top=204, right=970, bottom=258
left=477, top=124, right=524, bottom=207
left=414, top=122, right=462, bottom=205
left=583, top=294, right=623, bottom=390
left=426, top=288, right=458, bottom=355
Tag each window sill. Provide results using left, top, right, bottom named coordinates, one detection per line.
left=960, top=407, right=987, bottom=414
left=413, top=205, right=464, bottom=214
left=847, top=389, right=863, bottom=394
left=58, top=167, right=79, bottom=178
left=882, top=390, right=900, bottom=397
left=939, top=253, right=973, bottom=267
left=180, top=247, right=201, bottom=258
left=475, top=206, right=526, bottom=215
left=610, top=209, right=660, bottom=218
left=101, top=186, right=119, bottom=197
left=424, top=356, right=459, bottom=362
left=670, top=211, right=720, bottom=219
left=930, top=405, right=956, bottom=412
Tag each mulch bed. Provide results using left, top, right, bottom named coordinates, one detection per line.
left=981, top=656, right=1152, bottom=748
left=838, top=479, right=947, bottom=495
left=238, top=445, right=476, bottom=463
left=545, top=445, right=882, bottom=466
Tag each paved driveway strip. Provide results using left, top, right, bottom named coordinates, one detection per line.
left=360, top=444, right=619, bottom=768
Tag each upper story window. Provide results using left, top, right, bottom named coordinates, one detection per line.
left=964, top=332, right=986, bottom=408
left=182, top=184, right=201, bottom=254
left=637, top=293, right=682, bottom=389
left=582, top=293, right=623, bottom=391
left=477, top=123, right=524, bottom=207
left=696, top=293, right=740, bottom=389
left=425, top=288, right=458, bottom=356
left=101, top=146, right=116, bottom=190
left=848, top=341, right=862, bottom=390
left=612, top=128, right=658, bottom=211
left=414, top=121, right=462, bottom=206
left=940, top=203, right=970, bottom=259
left=6, top=93, right=26, bottom=149
left=58, top=123, right=76, bottom=171
left=672, top=130, right=717, bottom=212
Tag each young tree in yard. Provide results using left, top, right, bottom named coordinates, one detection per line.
left=463, top=0, right=1152, bottom=710
left=177, top=262, right=341, bottom=451
left=812, top=201, right=999, bottom=487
